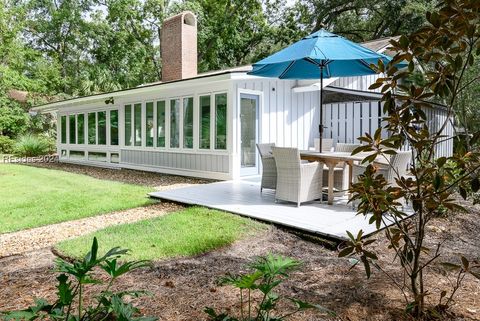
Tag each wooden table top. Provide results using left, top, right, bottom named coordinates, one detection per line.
left=300, top=151, right=389, bottom=165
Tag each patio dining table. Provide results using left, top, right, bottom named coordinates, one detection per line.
left=300, top=151, right=389, bottom=205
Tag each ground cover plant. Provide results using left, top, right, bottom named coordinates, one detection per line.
left=1, top=237, right=156, bottom=321
left=341, top=0, right=480, bottom=318
left=205, top=254, right=334, bottom=321
left=0, top=135, right=14, bottom=154
left=56, top=207, right=267, bottom=260
left=0, top=164, right=153, bottom=233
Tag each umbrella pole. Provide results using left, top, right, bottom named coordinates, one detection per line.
left=319, top=65, right=324, bottom=153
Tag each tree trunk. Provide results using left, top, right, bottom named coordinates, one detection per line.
left=411, top=204, right=426, bottom=317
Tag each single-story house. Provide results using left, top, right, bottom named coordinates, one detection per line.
left=32, top=11, right=453, bottom=180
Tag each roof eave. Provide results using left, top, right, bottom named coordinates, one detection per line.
left=31, top=70, right=250, bottom=113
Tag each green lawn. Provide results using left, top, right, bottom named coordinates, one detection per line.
left=56, top=207, right=267, bottom=260
left=0, top=164, right=153, bottom=233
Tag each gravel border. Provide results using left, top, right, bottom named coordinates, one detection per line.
left=0, top=202, right=182, bottom=258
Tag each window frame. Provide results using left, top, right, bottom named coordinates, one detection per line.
left=119, top=92, right=228, bottom=152
left=198, top=94, right=212, bottom=150
left=124, top=104, right=133, bottom=147
left=196, top=91, right=229, bottom=152
left=169, top=98, right=181, bottom=149
left=109, top=109, right=119, bottom=146
left=155, top=100, right=167, bottom=149
left=145, top=101, right=155, bottom=148
left=214, top=93, right=228, bottom=150
left=69, top=114, right=76, bottom=144
left=182, top=96, right=194, bottom=149
left=87, top=112, right=97, bottom=145
left=77, top=113, right=85, bottom=145
left=133, top=102, right=142, bottom=147
left=97, top=111, right=107, bottom=145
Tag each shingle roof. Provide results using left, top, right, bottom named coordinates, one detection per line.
left=361, top=36, right=400, bottom=56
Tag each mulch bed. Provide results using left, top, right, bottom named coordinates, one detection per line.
left=1, top=208, right=479, bottom=321
left=26, top=162, right=212, bottom=189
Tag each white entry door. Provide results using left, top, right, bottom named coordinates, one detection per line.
left=240, top=94, right=259, bottom=176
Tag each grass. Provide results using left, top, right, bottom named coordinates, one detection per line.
left=0, top=164, right=153, bottom=233
left=56, top=207, right=267, bottom=260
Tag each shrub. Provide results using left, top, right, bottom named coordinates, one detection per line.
left=205, top=254, right=334, bottom=320
left=341, top=0, right=480, bottom=318
left=13, top=134, right=54, bottom=157
left=0, top=135, right=15, bottom=154
left=1, top=237, right=156, bottom=321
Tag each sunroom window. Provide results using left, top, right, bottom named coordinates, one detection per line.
left=110, top=110, right=118, bottom=146
left=170, top=99, right=180, bottom=148
left=199, top=95, right=211, bottom=149
left=134, top=103, right=142, bottom=146
left=157, top=101, right=166, bottom=147
left=88, top=112, right=96, bottom=144
left=77, top=114, right=84, bottom=144
left=215, top=93, right=227, bottom=150
left=125, top=104, right=132, bottom=146
left=146, top=102, right=154, bottom=147
left=98, top=111, right=107, bottom=145
left=183, top=97, right=194, bottom=149
left=69, top=115, right=76, bottom=144
left=60, top=116, right=67, bottom=144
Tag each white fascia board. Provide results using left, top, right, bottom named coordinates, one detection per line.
left=32, top=73, right=235, bottom=113
left=326, top=86, right=383, bottom=99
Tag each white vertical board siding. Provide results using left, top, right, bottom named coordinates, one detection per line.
left=234, top=78, right=320, bottom=150
left=234, top=78, right=453, bottom=162
left=322, top=100, right=453, bottom=157
left=323, top=101, right=385, bottom=144
left=394, top=106, right=453, bottom=158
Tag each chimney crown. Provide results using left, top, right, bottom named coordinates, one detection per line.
left=161, top=11, right=198, bottom=82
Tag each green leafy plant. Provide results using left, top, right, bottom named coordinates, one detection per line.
left=0, top=135, right=15, bottom=154
left=205, top=254, right=334, bottom=321
left=13, top=134, right=54, bottom=157
left=1, top=237, right=155, bottom=321
left=340, top=0, right=480, bottom=318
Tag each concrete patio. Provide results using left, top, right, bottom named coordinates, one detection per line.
left=149, top=177, right=406, bottom=241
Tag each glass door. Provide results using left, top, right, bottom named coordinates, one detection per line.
left=240, top=94, right=259, bottom=176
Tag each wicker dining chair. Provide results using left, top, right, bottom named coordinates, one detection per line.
left=314, top=138, right=334, bottom=152
left=351, top=150, right=411, bottom=208
left=272, top=147, right=323, bottom=207
left=352, top=150, right=412, bottom=186
left=335, top=143, right=361, bottom=153
left=256, top=143, right=277, bottom=192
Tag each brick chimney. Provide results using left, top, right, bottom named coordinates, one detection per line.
left=161, top=11, right=198, bottom=82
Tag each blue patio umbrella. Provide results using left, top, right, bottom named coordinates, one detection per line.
left=248, top=29, right=396, bottom=152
